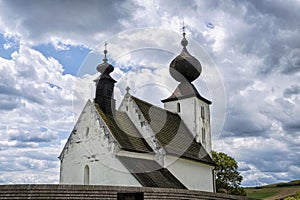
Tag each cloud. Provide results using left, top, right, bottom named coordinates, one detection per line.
left=9, top=130, right=58, bottom=144
left=0, top=0, right=139, bottom=47
left=0, top=44, right=76, bottom=183
left=280, top=48, right=300, bottom=74
left=0, top=146, right=61, bottom=184
left=214, top=135, right=299, bottom=186
left=283, top=85, right=300, bottom=97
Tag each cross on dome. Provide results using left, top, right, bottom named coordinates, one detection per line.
left=103, top=42, right=108, bottom=63
left=181, top=22, right=188, bottom=47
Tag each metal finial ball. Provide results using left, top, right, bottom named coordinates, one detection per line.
left=181, top=37, right=188, bottom=47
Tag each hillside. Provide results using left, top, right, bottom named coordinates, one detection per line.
left=245, top=180, right=300, bottom=200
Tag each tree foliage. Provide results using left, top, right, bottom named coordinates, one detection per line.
left=212, top=151, right=246, bottom=196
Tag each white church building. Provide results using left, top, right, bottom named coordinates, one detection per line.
left=59, top=31, right=216, bottom=192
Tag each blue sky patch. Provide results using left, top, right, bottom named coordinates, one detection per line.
left=33, top=43, right=91, bottom=76
left=76, top=51, right=102, bottom=76
left=0, top=33, right=20, bottom=59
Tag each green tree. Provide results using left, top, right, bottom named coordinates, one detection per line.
left=212, top=151, right=246, bottom=196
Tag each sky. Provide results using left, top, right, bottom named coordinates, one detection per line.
left=0, top=0, right=299, bottom=187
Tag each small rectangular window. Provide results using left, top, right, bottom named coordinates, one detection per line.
left=177, top=102, right=181, bottom=113
left=86, top=127, right=89, bottom=137
left=201, top=106, right=205, bottom=119
left=202, top=127, right=206, bottom=146
left=126, top=106, right=128, bottom=111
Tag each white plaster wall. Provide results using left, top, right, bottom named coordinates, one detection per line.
left=196, top=98, right=211, bottom=155
left=165, top=156, right=214, bottom=192
left=163, top=97, right=212, bottom=154
left=60, top=100, right=141, bottom=187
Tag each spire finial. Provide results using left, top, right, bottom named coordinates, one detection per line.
left=126, top=86, right=130, bottom=94
left=103, top=42, right=108, bottom=63
left=181, top=22, right=188, bottom=47
left=182, top=21, right=186, bottom=36
left=125, top=86, right=131, bottom=98
left=96, top=42, right=114, bottom=74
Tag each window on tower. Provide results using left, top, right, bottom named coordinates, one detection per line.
left=177, top=102, right=181, bottom=113
left=201, top=106, right=205, bottom=119
left=202, top=127, right=206, bottom=146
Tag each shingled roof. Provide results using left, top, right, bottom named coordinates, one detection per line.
left=95, top=104, right=153, bottom=153
left=161, top=82, right=211, bottom=104
left=132, top=96, right=215, bottom=166
left=117, top=156, right=186, bottom=189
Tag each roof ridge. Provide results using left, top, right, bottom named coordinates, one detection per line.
left=131, top=95, right=179, bottom=117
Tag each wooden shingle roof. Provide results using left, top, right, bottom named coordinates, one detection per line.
left=95, top=104, right=153, bottom=153
left=117, top=156, right=186, bottom=189
left=132, top=96, right=215, bottom=166
left=161, top=82, right=211, bottom=104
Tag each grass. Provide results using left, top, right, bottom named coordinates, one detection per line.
left=245, top=180, right=300, bottom=199
left=245, top=188, right=279, bottom=199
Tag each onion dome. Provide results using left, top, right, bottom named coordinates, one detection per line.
left=96, top=43, right=114, bottom=75
left=169, top=32, right=202, bottom=83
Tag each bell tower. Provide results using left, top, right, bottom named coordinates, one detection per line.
left=161, top=27, right=212, bottom=154
left=94, top=43, right=116, bottom=115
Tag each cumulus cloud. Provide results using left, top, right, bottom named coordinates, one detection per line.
left=0, top=0, right=140, bottom=48
left=0, top=44, right=76, bottom=183
left=283, top=84, right=300, bottom=97
left=0, top=146, right=61, bottom=184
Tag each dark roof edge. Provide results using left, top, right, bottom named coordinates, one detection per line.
left=161, top=94, right=212, bottom=104
left=119, top=147, right=156, bottom=154
left=179, top=154, right=216, bottom=166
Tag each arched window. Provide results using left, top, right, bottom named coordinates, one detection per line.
left=84, top=165, right=90, bottom=185
left=177, top=102, right=181, bottom=113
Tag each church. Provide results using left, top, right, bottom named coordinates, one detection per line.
left=58, top=30, right=216, bottom=192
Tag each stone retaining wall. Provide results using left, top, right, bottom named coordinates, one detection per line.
left=0, top=184, right=255, bottom=200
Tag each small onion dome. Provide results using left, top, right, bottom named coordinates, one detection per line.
left=96, top=45, right=114, bottom=75
left=169, top=45, right=202, bottom=83
left=97, top=62, right=114, bottom=74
